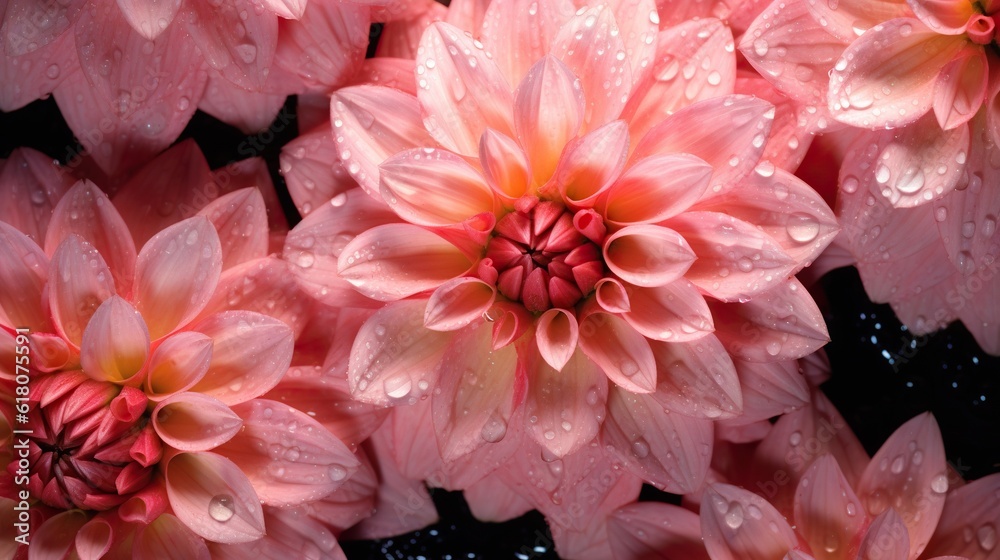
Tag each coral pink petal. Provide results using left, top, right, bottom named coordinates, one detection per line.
left=608, top=503, right=710, bottom=560
left=605, top=153, right=713, bottom=225
left=535, top=308, right=580, bottom=371
left=301, top=451, right=377, bottom=534
left=524, top=347, right=606, bottom=458
left=856, top=413, right=948, bottom=557
left=650, top=334, right=743, bottom=420
left=134, top=217, right=222, bottom=339
left=603, top=225, right=696, bottom=287
left=627, top=18, right=736, bottom=141
left=165, top=452, right=265, bottom=543
left=0, top=26, right=78, bottom=112
left=111, top=140, right=215, bottom=247
left=75, top=517, right=112, bottom=560
left=479, top=0, right=574, bottom=85
left=554, top=120, right=630, bottom=208
left=208, top=507, right=345, bottom=560
left=432, top=321, right=519, bottom=461
left=195, top=188, right=268, bottom=270
left=198, top=257, right=310, bottom=336
left=603, top=386, right=714, bottom=493
left=480, top=128, right=531, bottom=200
left=182, top=0, right=277, bottom=91
left=0, top=222, right=49, bottom=330
left=857, top=508, right=910, bottom=560
left=701, top=483, right=798, bottom=560
left=0, top=148, right=73, bottom=243
left=80, top=296, right=150, bottom=384
left=330, top=86, right=434, bottom=197
left=213, top=158, right=288, bottom=245
left=115, top=0, right=181, bottom=40
left=607, top=0, right=658, bottom=89
left=444, top=0, right=490, bottom=29
left=622, top=280, right=714, bottom=342
left=197, top=72, right=288, bottom=134
left=379, top=148, right=495, bottom=226
left=793, top=455, right=867, bottom=560
left=633, top=95, right=774, bottom=195
left=45, top=179, right=137, bottom=295
left=152, top=392, right=243, bottom=451
left=933, top=46, right=988, bottom=131
left=280, top=126, right=356, bottom=217
left=829, top=20, right=965, bottom=130
left=578, top=310, right=657, bottom=393
left=189, top=311, right=294, bottom=405
left=282, top=188, right=399, bottom=308
left=274, top=0, right=369, bottom=92
left=711, top=278, right=829, bottom=362
left=348, top=299, right=451, bottom=406
left=417, top=21, right=514, bottom=156
left=669, top=211, right=796, bottom=300
left=1, top=0, right=82, bottom=56
left=551, top=4, right=630, bottom=129
left=514, top=55, right=585, bottom=185
left=262, top=0, right=307, bottom=19
left=424, top=277, right=496, bottom=331
left=134, top=514, right=211, bottom=560
left=464, top=474, right=533, bottom=522
left=922, top=472, right=1000, bottom=558
left=731, top=360, right=810, bottom=424
left=337, top=223, right=473, bottom=301
left=218, top=399, right=360, bottom=506
left=48, top=235, right=115, bottom=348
left=29, top=510, right=89, bottom=560
left=376, top=0, right=446, bottom=59
left=804, top=0, right=912, bottom=41
left=908, top=0, right=977, bottom=33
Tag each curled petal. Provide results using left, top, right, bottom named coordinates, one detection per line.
left=134, top=514, right=211, bottom=560
left=604, top=154, right=713, bottom=225
left=379, top=148, right=495, bottom=226
left=523, top=347, right=606, bottom=458
left=75, top=517, right=112, bottom=560
left=165, top=452, right=265, bottom=543
left=701, top=483, right=797, bottom=560
left=535, top=308, right=579, bottom=372
left=650, top=335, right=743, bottom=420
left=30, top=510, right=89, bottom=560
left=152, top=393, right=243, bottom=451
left=622, top=280, right=713, bottom=342
left=80, top=296, right=150, bottom=384
left=553, top=121, right=629, bottom=210
left=425, top=277, right=496, bottom=331
left=48, top=235, right=116, bottom=348
left=604, top=225, right=696, bottom=288
left=933, top=46, right=988, bottom=130
left=579, top=310, right=657, bottom=393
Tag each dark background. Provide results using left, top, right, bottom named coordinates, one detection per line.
left=2, top=41, right=997, bottom=560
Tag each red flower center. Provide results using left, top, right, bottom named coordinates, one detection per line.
left=482, top=198, right=605, bottom=313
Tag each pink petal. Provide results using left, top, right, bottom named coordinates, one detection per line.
left=301, top=449, right=377, bottom=533
left=606, top=0, right=658, bottom=90
left=908, top=0, right=976, bottom=33
left=553, top=120, right=630, bottom=208
left=197, top=256, right=310, bottom=337
left=133, top=514, right=211, bottom=560
left=152, top=392, right=243, bottom=451
left=165, top=451, right=265, bottom=543
left=856, top=508, right=910, bottom=560
left=793, top=455, right=867, bottom=560
left=282, top=188, right=399, bottom=308
left=535, top=308, right=579, bottom=371
left=45, top=179, right=136, bottom=296
left=464, top=473, right=533, bottom=522
left=379, top=148, right=495, bottom=226
left=273, top=0, right=369, bottom=92
left=1, top=0, right=83, bottom=56
left=376, top=0, right=446, bottom=59
left=337, top=223, right=473, bottom=301
left=479, top=0, right=574, bottom=85
left=701, top=483, right=798, bottom=560
left=514, top=55, right=585, bottom=185
left=416, top=21, right=514, bottom=156
left=608, top=503, right=710, bottom=560
left=480, top=128, right=531, bottom=201
left=650, top=334, right=743, bottom=420
left=189, top=310, right=294, bottom=405
left=348, top=299, right=452, bottom=406
left=47, top=235, right=115, bottom=347
left=856, top=413, right=948, bottom=557
left=111, top=140, right=215, bottom=248
left=922, top=472, right=1000, bottom=558
left=182, top=0, right=277, bottom=91
left=424, top=277, right=496, bottom=331
left=197, top=72, right=288, bottom=134
left=0, top=222, right=48, bottom=330
left=603, top=224, right=696, bottom=287
left=217, top=399, right=360, bottom=506
left=280, top=126, right=356, bottom=217
left=633, top=95, right=775, bottom=195
left=578, top=309, right=657, bottom=393
left=551, top=4, right=631, bottom=129
left=829, top=21, right=965, bottom=129
left=444, top=0, right=490, bottom=30
left=115, top=0, right=181, bottom=40
left=1, top=29, right=77, bottom=112
left=75, top=517, right=112, bottom=560
left=195, top=188, right=268, bottom=270
left=330, top=85, right=434, bottom=197
left=627, top=18, right=736, bottom=142
left=432, top=321, right=519, bottom=461
left=262, top=0, right=307, bottom=19
left=669, top=211, right=796, bottom=301
left=604, top=153, right=713, bottom=226
left=523, top=347, right=607, bottom=457
left=622, top=280, right=714, bottom=342
left=134, top=216, right=222, bottom=339
left=0, top=147, right=73, bottom=244
left=804, top=0, right=912, bottom=41
left=208, top=506, right=345, bottom=559
left=732, top=359, right=810, bottom=424
left=603, top=386, right=713, bottom=492
left=214, top=158, right=287, bottom=249
left=80, top=296, right=150, bottom=384
left=933, top=46, right=988, bottom=130
left=735, top=72, right=822, bottom=171
left=30, top=510, right=89, bottom=560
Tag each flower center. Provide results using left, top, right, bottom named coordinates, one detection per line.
left=967, top=12, right=997, bottom=44
left=482, top=198, right=605, bottom=313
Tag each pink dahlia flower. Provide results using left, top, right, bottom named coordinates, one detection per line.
left=607, top=390, right=1000, bottom=560
left=0, top=145, right=367, bottom=557
left=284, top=0, right=837, bottom=537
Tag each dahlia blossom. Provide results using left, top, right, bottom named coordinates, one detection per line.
left=285, top=0, right=837, bottom=527
left=607, top=390, right=1000, bottom=560
left=0, top=146, right=366, bottom=557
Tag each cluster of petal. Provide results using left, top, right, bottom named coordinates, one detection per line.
left=0, top=145, right=370, bottom=558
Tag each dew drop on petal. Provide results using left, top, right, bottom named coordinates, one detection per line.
left=724, top=502, right=744, bottom=529
left=208, top=494, right=236, bottom=522
left=328, top=465, right=348, bottom=482
left=930, top=474, right=949, bottom=494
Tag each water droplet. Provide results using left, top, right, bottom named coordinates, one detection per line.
left=978, top=524, right=997, bottom=551
left=481, top=412, right=508, bottom=443
left=383, top=375, right=412, bottom=399
left=787, top=212, right=820, bottom=243
left=209, top=494, right=236, bottom=522
left=890, top=454, right=905, bottom=474
left=930, top=474, right=949, bottom=494
left=632, top=438, right=650, bottom=458
left=328, top=464, right=348, bottom=482
left=789, top=431, right=802, bottom=446
left=45, top=64, right=60, bottom=79
left=895, top=167, right=924, bottom=194
left=875, top=164, right=891, bottom=184
left=724, top=502, right=744, bottom=529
